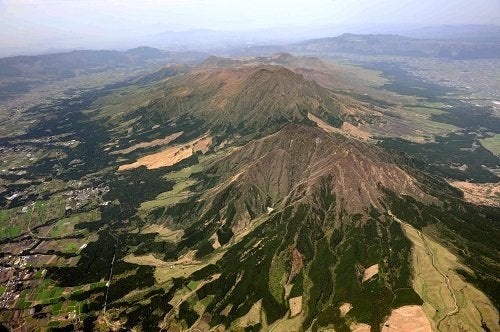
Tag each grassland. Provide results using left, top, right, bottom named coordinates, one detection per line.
left=118, top=135, right=212, bottom=171
left=139, top=179, right=197, bottom=212
left=141, top=224, right=184, bottom=243
left=16, top=278, right=106, bottom=309
left=396, top=105, right=459, bottom=139
left=480, top=134, right=500, bottom=156
left=399, top=220, right=498, bottom=331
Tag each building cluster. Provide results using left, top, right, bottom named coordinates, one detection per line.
left=65, top=185, right=110, bottom=210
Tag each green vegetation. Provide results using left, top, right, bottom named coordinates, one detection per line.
left=480, top=134, right=500, bottom=156
left=139, top=179, right=196, bottom=212
left=187, top=280, right=200, bottom=291
left=268, top=254, right=287, bottom=305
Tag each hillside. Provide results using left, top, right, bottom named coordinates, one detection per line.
left=96, top=64, right=345, bottom=142
left=136, top=124, right=498, bottom=331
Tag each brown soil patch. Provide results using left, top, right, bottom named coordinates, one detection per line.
left=308, top=112, right=371, bottom=140
left=210, top=232, right=221, bottom=249
left=289, top=296, right=303, bottom=318
left=339, top=302, right=353, bottom=317
left=118, top=135, right=212, bottom=171
left=362, top=264, right=379, bottom=282
left=381, top=305, right=431, bottom=332
left=237, top=300, right=262, bottom=327
left=351, top=323, right=371, bottom=331
left=288, top=248, right=303, bottom=282
left=341, top=121, right=372, bottom=140
left=450, top=181, right=500, bottom=207
left=111, top=131, right=183, bottom=155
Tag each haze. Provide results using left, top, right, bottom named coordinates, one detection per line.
left=1, top=0, right=499, bottom=56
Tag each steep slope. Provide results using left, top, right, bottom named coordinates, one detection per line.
left=189, top=124, right=431, bottom=234
left=146, top=124, right=498, bottom=332
left=140, top=65, right=343, bottom=137
left=100, top=65, right=342, bottom=142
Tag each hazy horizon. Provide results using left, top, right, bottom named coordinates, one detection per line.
left=1, top=0, right=499, bottom=57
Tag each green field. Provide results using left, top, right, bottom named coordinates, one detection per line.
left=480, top=134, right=500, bottom=156
left=139, top=179, right=197, bottom=212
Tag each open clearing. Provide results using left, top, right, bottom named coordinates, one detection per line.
left=289, top=296, right=303, bottom=318
left=394, top=214, right=499, bottom=331
left=139, top=179, right=197, bottom=212
left=140, top=224, right=184, bottom=243
left=382, top=305, right=431, bottom=332
left=234, top=300, right=262, bottom=329
left=362, top=263, right=379, bottom=282
left=480, top=133, right=500, bottom=156
left=450, top=181, right=500, bottom=206
left=308, top=112, right=371, bottom=140
left=118, top=135, right=212, bottom=171
left=111, top=131, right=183, bottom=154
left=266, top=313, right=304, bottom=332
left=351, top=323, right=371, bottom=332
left=339, top=302, right=352, bottom=317
left=124, top=250, right=225, bottom=284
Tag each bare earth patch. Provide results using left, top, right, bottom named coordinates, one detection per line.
left=237, top=300, right=262, bottom=328
left=210, top=232, right=221, bottom=249
left=288, top=248, right=303, bottom=282
left=341, top=121, right=372, bottom=140
left=308, top=112, right=371, bottom=140
left=111, top=131, right=183, bottom=155
left=381, top=305, right=431, bottom=332
left=118, top=135, right=212, bottom=171
left=351, top=323, right=371, bottom=332
left=289, top=296, right=303, bottom=317
left=362, top=263, right=379, bottom=282
left=339, top=302, right=352, bottom=317
left=450, top=181, right=500, bottom=206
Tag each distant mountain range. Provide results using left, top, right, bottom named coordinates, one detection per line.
left=0, top=47, right=209, bottom=101
left=2, top=28, right=500, bottom=104
left=397, top=24, right=500, bottom=44
left=0, top=47, right=207, bottom=80
left=239, top=33, right=500, bottom=60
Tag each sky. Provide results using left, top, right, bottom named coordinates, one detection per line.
left=0, top=0, right=499, bottom=56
